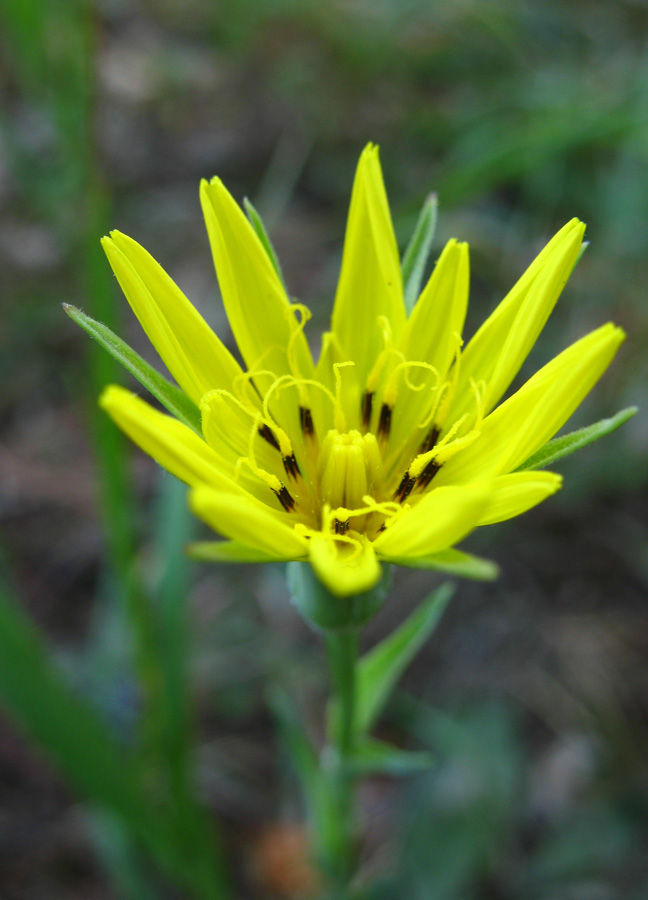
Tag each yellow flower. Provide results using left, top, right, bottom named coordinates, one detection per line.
left=98, top=144, right=624, bottom=597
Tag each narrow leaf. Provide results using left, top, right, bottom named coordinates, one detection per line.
left=356, top=582, right=454, bottom=735
left=402, top=192, right=438, bottom=313
left=348, top=737, right=432, bottom=776
left=382, top=549, right=499, bottom=581
left=515, top=407, right=637, bottom=472
left=64, top=305, right=201, bottom=433
left=243, top=197, right=286, bottom=288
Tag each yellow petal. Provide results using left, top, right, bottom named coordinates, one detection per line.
left=373, top=481, right=491, bottom=558
left=438, top=323, right=625, bottom=485
left=400, top=239, right=469, bottom=376
left=448, top=218, right=586, bottom=423
left=102, top=232, right=242, bottom=405
left=390, top=239, right=469, bottom=449
left=189, top=486, right=308, bottom=558
left=331, top=144, right=405, bottom=386
left=308, top=533, right=382, bottom=597
left=477, top=472, right=562, bottom=526
left=99, top=386, right=242, bottom=491
left=200, top=178, right=313, bottom=390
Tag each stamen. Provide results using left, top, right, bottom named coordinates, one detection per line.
left=334, top=518, right=350, bottom=535
left=420, top=424, right=440, bottom=454
left=299, top=405, right=315, bottom=437
left=394, top=471, right=417, bottom=503
left=274, top=485, right=296, bottom=512
left=417, top=459, right=441, bottom=489
left=283, top=453, right=301, bottom=479
left=377, top=403, right=392, bottom=439
left=361, top=391, right=374, bottom=428
left=258, top=423, right=280, bottom=451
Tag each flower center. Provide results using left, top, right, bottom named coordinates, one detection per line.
left=318, top=429, right=383, bottom=512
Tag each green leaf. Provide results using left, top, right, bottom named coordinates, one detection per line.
left=64, top=305, right=201, bottom=433
left=348, top=737, right=432, bottom=776
left=382, top=549, right=499, bottom=581
left=515, top=407, right=637, bottom=472
left=355, top=582, right=454, bottom=735
left=243, top=197, right=286, bottom=288
left=402, top=192, right=438, bottom=314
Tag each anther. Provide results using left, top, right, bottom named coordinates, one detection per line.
left=377, top=403, right=392, bottom=439
left=361, top=391, right=374, bottom=428
left=258, top=423, right=280, bottom=451
left=274, top=484, right=296, bottom=512
left=394, top=471, right=417, bottom=503
left=334, top=518, right=350, bottom=535
left=283, top=453, right=301, bottom=479
left=299, top=405, right=315, bottom=438
left=417, top=459, right=441, bottom=490
left=420, top=424, right=441, bottom=455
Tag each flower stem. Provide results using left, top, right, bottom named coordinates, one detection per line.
left=320, top=627, right=359, bottom=894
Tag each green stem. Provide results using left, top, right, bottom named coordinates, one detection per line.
left=321, top=628, right=359, bottom=894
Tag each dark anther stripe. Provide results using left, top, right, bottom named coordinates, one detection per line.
left=420, top=424, right=441, bottom=455
left=334, top=518, right=349, bottom=535
left=377, top=403, right=392, bottom=439
left=361, top=391, right=374, bottom=428
left=394, top=471, right=417, bottom=503
left=258, top=423, right=280, bottom=451
left=418, top=459, right=441, bottom=489
left=283, top=453, right=301, bottom=479
left=274, top=485, right=296, bottom=512
left=299, top=406, right=315, bottom=437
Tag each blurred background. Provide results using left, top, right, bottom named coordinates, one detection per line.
left=1, top=1, right=647, bottom=898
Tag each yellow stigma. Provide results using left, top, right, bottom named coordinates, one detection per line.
left=318, top=429, right=383, bottom=513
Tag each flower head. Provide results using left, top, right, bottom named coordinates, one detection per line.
left=99, top=144, right=624, bottom=596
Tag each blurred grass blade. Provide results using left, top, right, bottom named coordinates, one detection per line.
left=402, top=193, right=438, bottom=313
left=64, top=304, right=201, bottom=433
left=0, top=582, right=169, bottom=856
left=355, top=583, right=454, bottom=736
left=348, top=737, right=432, bottom=776
left=90, top=811, right=163, bottom=900
left=268, top=686, right=320, bottom=819
left=243, top=198, right=286, bottom=288
left=147, top=472, right=231, bottom=897
left=515, top=407, right=637, bottom=472
left=383, top=549, right=499, bottom=581
left=0, top=579, right=230, bottom=898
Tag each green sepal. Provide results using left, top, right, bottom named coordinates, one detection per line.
left=354, top=583, right=454, bottom=736
left=402, top=192, right=438, bottom=314
left=187, top=540, right=283, bottom=563
left=347, top=737, right=433, bottom=776
left=381, top=548, right=499, bottom=581
left=243, top=197, right=286, bottom=288
left=287, top=561, right=391, bottom=631
left=515, top=407, right=637, bottom=472
left=64, top=304, right=201, bottom=433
